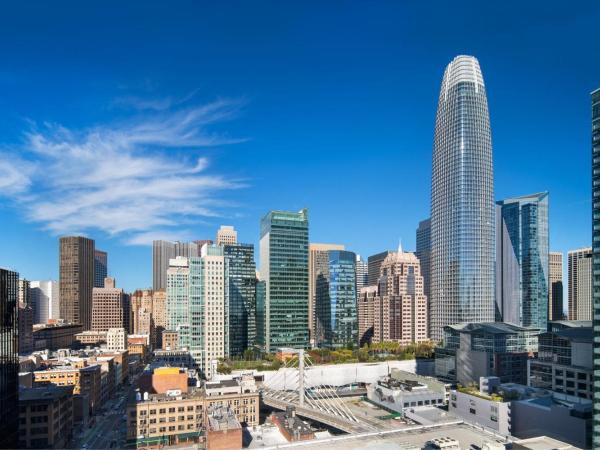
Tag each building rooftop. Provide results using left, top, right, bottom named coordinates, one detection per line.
left=447, top=322, right=539, bottom=334
left=206, top=379, right=239, bottom=389
left=207, top=406, right=241, bottom=431
left=553, top=327, right=592, bottom=343
left=19, top=385, right=74, bottom=402
left=549, top=320, right=592, bottom=329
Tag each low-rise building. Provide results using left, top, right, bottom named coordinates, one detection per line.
left=75, top=330, right=107, bottom=347
left=33, top=362, right=102, bottom=415
left=152, top=349, right=193, bottom=368
left=449, top=377, right=591, bottom=448
left=528, top=326, right=592, bottom=399
left=101, top=350, right=129, bottom=385
left=269, top=407, right=315, bottom=442
left=139, top=367, right=190, bottom=395
left=33, top=323, right=83, bottom=351
left=107, top=327, right=127, bottom=351
left=18, top=385, right=74, bottom=449
left=206, top=405, right=242, bottom=450
left=435, top=322, right=539, bottom=385
left=128, top=334, right=150, bottom=361
left=366, top=370, right=447, bottom=413
left=127, top=374, right=259, bottom=448
left=162, top=330, right=179, bottom=350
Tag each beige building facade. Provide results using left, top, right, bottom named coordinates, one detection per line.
left=216, top=225, right=238, bottom=246
left=548, top=252, right=564, bottom=321
left=91, top=277, right=126, bottom=332
left=127, top=377, right=258, bottom=448
left=358, top=250, right=428, bottom=346
left=568, top=248, right=592, bottom=320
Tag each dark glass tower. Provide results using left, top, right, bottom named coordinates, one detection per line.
left=0, top=268, right=18, bottom=449
left=430, top=55, right=495, bottom=341
left=315, top=250, right=357, bottom=348
left=591, top=87, right=600, bottom=448
left=223, top=243, right=257, bottom=355
left=259, top=209, right=309, bottom=351
left=94, top=249, right=108, bottom=288
left=496, top=192, right=549, bottom=329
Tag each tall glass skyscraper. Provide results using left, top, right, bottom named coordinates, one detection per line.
left=94, top=249, right=108, bottom=288
left=496, top=192, right=549, bottom=329
left=590, top=87, right=600, bottom=448
left=0, top=268, right=18, bottom=449
left=315, top=250, right=357, bottom=348
left=430, top=55, right=495, bottom=341
left=259, top=209, right=309, bottom=351
left=223, top=243, right=257, bottom=355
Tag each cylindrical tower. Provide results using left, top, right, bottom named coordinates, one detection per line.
left=430, top=55, right=495, bottom=341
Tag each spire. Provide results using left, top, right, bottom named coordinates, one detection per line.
left=398, top=238, right=403, bottom=254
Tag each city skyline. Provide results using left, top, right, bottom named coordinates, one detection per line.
left=0, top=3, right=597, bottom=293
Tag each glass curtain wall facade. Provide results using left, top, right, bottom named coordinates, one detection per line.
left=223, top=243, right=256, bottom=355
left=166, top=257, right=190, bottom=349
left=496, top=192, right=549, bottom=329
left=0, top=268, right=18, bottom=449
left=430, top=55, right=495, bottom=341
left=259, top=209, right=309, bottom=352
left=94, top=249, right=107, bottom=288
left=255, top=281, right=266, bottom=348
left=591, top=87, right=600, bottom=447
left=315, top=250, right=357, bottom=348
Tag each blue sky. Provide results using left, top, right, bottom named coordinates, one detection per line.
left=0, top=1, right=598, bottom=293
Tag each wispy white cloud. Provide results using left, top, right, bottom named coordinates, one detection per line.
left=0, top=98, right=247, bottom=244
left=112, top=89, right=201, bottom=111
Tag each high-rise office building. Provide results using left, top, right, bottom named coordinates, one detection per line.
left=18, top=302, right=34, bottom=354
left=152, top=290, right=167, bottom=348
left=166, top=248, right=228, bottom=377
left=18, top=278, right=30, bottom=306
left=0, top=268, right=18, bottom=448
left=314, top=250, right=357, bottom=348
left=355, top=254, right=368, bottom=294
left=495, top=192, right=549, bottom=329
left=309, top=243, right=345, bottom=345
left=188, top=246, right=228, bottom=378
left=415, top=219, right=431, bottom=300
left=255, top=280, right=266, bottom=349
left=430, top=55, right=495, bottom=341
left=94, top=249, right=108, bottom=288
left=216, top=225, right=238, bottom=246
left=153, top=240, right=201, bottom=291
left=30, top=280, right=60, bottom=324
left=568, top=247, right=592, bottom=320
left=357, top=250, right=428, bottom=345
left=130, top=289, right=156, bottom=343
left=590, top=86, right=600, bottom=448
left=166, top=257, right=190, bottom=349
left=367, top=251, right=390, bottom=286
left=548, top=252, right=564, bottom=321
left=91, top=277, right=127, bottom=332
left=259, top=209, right=309, bottom=352
left=59, top=236, right=95, bottom=330
left=224, top=243, right=256, bottom=355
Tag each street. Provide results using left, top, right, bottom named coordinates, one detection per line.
left=71, top=373, right=141, bottom=449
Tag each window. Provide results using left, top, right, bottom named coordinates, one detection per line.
left=469, top=408, right=476, bottom=414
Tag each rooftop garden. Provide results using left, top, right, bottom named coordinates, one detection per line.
left=217, top=341, right=435, bottom=374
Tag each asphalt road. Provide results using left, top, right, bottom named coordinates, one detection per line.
left=71, top=373, right=141, bottom=449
